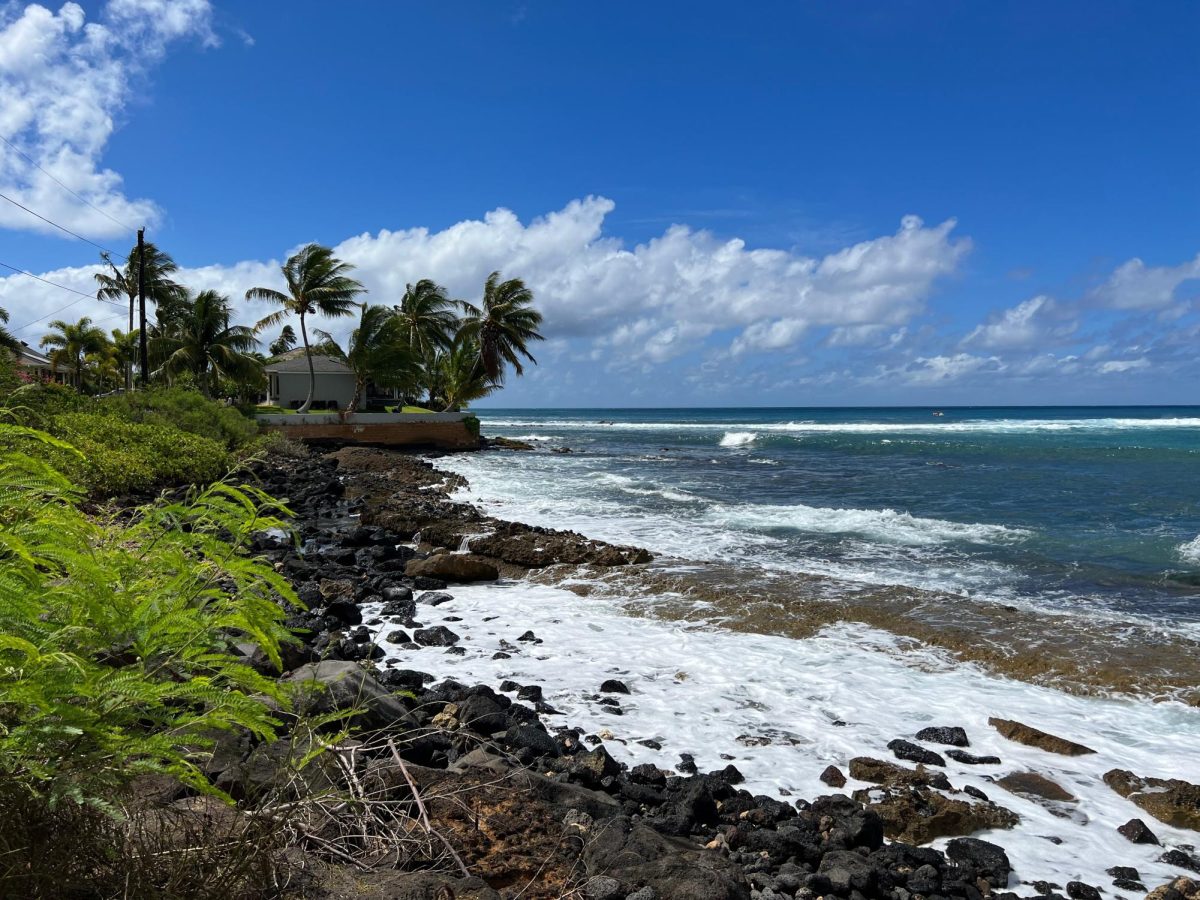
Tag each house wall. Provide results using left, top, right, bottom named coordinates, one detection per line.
left=269, top=371, right=362, bottom=409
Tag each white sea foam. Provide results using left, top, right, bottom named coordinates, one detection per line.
left=366, top=580, right=1200, bottom=892
left=480, top=416, right=1200, bottom=435
left=1177, top=535, right=1200, bottom=565
left=703, top=502, right=1032, bottom=546
left=719, top=431, right=758, bottom=447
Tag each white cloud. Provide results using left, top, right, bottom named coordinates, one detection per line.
left=0, top=199, right=968, bottom=362
left=963, top=295, right=1077, bottom=349
left=1096, top=358, right=1150, bottom=374
left=1090, top=254, right=1200, bottom=310
left=0, top=0, right=214, bottom=239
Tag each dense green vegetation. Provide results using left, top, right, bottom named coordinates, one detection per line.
left=0, top=422, right=296, bottom=801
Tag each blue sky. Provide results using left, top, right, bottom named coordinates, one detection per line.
left=1, top=0, right=1198, bottom=405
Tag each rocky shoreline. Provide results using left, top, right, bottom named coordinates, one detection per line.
left=223, top=445, right=1199, bottom=899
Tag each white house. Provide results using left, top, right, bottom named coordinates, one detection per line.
left=264, top=353, right=362, bottom=410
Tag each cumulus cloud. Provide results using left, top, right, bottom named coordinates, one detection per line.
left=1089, top=254, right=1200, bottom=310
left=963, top=295, right=1077, bottom=349
left=0, top=0, right=214, bottom=239
left=0, top=199, right=968, bottom=358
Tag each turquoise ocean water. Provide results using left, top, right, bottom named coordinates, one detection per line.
left=459, top=407, right=1200, bottom=631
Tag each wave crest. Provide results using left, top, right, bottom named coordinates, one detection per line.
left=1178, top=536, right=1200, bottom=565
left=720, top=431, right=757, bottom=447
left=703, top=502, right=1031, bottom=546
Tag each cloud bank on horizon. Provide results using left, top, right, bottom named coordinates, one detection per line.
left=2, top=0, right=1198, bottom=406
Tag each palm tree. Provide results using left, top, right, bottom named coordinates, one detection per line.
left=40, top=317, right=109, bottom=390
left=0, top=306, right=21, bottom=355
left=316, top=304, right=421, bottom=413
left=458, top=271, right=545, bottom=384
left=437, top=337, right=498, bottom=411
left=95, top=244, right=188, bottom=389
left=393, top=279, right=459, bottom=360
left=247, top=244, right=365, bottom=413
left=109, top=328, right=139, bottom=388
left=268, top=324, right=297, bottom=357
left=156, top=291, right=261, bottom=397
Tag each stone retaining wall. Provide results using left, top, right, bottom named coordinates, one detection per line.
left=257, top=412, right=479, bottom=450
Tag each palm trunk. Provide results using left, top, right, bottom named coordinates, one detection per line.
left=347, top=375, right=363, bottom=413
left=298, top=313, right=315, bottom=414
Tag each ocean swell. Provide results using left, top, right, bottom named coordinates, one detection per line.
left=703, top=501, right=1032, bottom=546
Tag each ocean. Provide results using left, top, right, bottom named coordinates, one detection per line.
left=366, top=407, right=1200, bottom=889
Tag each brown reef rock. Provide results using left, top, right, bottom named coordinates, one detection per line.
left=1104, top=769, right=1200, bottom=832
left=988, top=717, right=1096, bottom=756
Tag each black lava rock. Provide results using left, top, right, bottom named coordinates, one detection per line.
left=599, top=679, right=631, bottom=694
left=946, top=837, right=1011, bottom=888
left=947, top=749, right=1002, bottom=765
left=1067, top=882, right=1101, bottom=900
left=915, top=725, right=969, bottom=746
left=412, top=625, right=460, bottom=647
left=1117, top=818, right=1160, bottom=845
left=887, top=738, right=946, bottom=766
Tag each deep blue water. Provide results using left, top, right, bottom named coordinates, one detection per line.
left=462, top=407, right=1200, bottom=629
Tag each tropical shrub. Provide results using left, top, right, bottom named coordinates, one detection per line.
left=2, top=380, right=87, bottom=423
left=96, top=386, right=259, bottom=449
left=50, top=412, right=231, bottom=495
left=0, top=423, right=298, bottom=809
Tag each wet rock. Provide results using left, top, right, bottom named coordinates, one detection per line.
left=916, top=725, right=970, bottom=746
left=997, top=772, right=1076, bottom=803
left=1067, top=882, right=1102, bottom=900
left=849, top=756, right=951, bottom=791
left=406, top=553, right=499, bottom=583
left=413, top=625, right=460, bottom=647
left=1118, top=817, right=1160, bottom=844
left=1146, top=877, right=1200, bottom=900
left=964, top=785, right=990, bottom=802
left=1162, top=850, right=1200, bottom=874
left=988, top=717, right=1096, bottom=756
left=853, top=782, right=1019, bottom=845
left=888, top=738, right=946, bottom=766
left=516, top=630, right=538, bottom=642
left=819, top=765, right=847, bottom=788
left=1104, top=769, right=1200, bottom=831
left=418, top=590, right=454, bottom=606
left=675, top=754, right=698, bottom=775
left=600, top=679, right=631, bottom=694
left=947, top=749, right=1002, bottom=765
left=1108, top=866, right=1141, bottom=881
left=946, top=837, right=1012, bottom=888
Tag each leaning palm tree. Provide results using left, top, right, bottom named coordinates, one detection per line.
left=0, top=306, right=21, bottom=354
left=393, top=279, right=459, bottom=360
left=316, top=304, right=421, bottom=413
left=247, top=244, right=365, bottom=413
left=156, top=291, right=261, bottom=397
left=95, top=244, right=188, bottom=388
left=437, top=337, right=498, bottom=411
left=40, top=317, right=109, bottom=390
left=458, top=271, right=545, bottom=384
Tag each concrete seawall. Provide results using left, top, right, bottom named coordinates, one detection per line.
left=257, top=412, right=479, bottom=450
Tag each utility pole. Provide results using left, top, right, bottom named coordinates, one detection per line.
left=137, top=228, right=148, bottom=388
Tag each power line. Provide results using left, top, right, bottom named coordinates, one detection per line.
left=0, top=189, right=129, bottom=262
left=0, top=260, right=126, bottom=332
left=0, top=135, right=136, bottom=235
